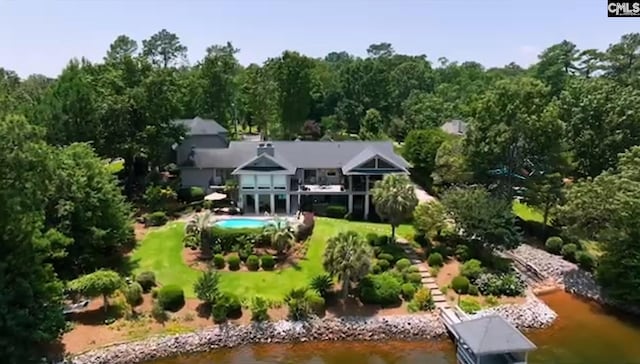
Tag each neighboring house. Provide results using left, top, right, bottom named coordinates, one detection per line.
left=441, top=119, right=468, bottom=136
left=176, top=117, right=411, bottom=219
left=174, top=117, right=229, bottom=164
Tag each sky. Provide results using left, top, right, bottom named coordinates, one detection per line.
left=1, top=0, right=638, bottom=78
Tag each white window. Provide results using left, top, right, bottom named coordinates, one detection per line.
left=273, top=175, right=287, bottom=190
left=257, top=175, right=271, bottom=189
left=240, top=175, right=255, bottom=190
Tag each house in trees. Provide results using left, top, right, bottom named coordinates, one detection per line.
left=176, top=117, right=410, bottom=219
left=441, top=119, right=468, bottom=137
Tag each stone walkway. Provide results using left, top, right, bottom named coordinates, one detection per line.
left=397, top=239, right=450, bottom=309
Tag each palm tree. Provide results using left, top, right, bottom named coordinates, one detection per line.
left=264, top=217, right=294, bottom=255
left=371, top=174, right=418, bottom=241
left=184, top=211, right=213, bottom=258
left=323, top=231, right=372, bottom=298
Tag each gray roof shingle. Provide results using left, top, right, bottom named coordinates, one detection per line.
left=191, top=141, right=409, bottom=170
left=175, top=117, right=228, bottom=135
left=453, top=315, right=536, bottom=355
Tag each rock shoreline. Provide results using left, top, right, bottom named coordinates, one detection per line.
left=71, top=302, right=558, bottom=364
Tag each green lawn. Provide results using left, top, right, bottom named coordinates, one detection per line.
left=513, top=201, right=545, bottom=224
left=130, top=218, right=416, bottom=300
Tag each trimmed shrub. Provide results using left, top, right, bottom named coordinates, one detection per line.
left=157, top=285, right=185, bottom=312
left=545, top=236, right=564, bottom=254
left=213, top=254, right=225, bottom=269
left=375, top=235, right=390, bottom=246
left=135, top=271, right=156, bottom=292
left=358, top=272, right=402, bottom=306
left=408, top=288, right=434, bottom=312
left=177, top=186, right=205, bottom=203
left=209, top=226, right=263, bottom=253
left=401, top=283, right=416, bottom=300
left=455, top=245, right=471, bottom=262
left=325, top=205, right=347, bottom=218
left=250, top=296, right=270, bottom=322
left=476, top=273, right=525, bottom=297
left=146, top=211, right=168, bottom=227
left=378, top=253, right=394, bottom=262
left=124, top=282, right=143, bottom=306
left=151, top=301, right=168, bottom=323
left=468, top=284, right=479, bottom=296
left=561, top=243, right=578, bottom=262
left=151, top=288, right=159, bottom=299
left=260, top=255, right=276, bottom=270
left=211, top=301, right=228, bottom=323
left=405, top=272, right=422, bottom=285
left=365, top=233, right=379, bottom=246
left=377, top=259, right=391, bottom=271
left=395, top=258, right=412, bottom=271
left=310, top=274, right=333, bottom=298
left=305, top=290, right=325, bottom=315
left=459, top=298, right=482, bottom=314
left=576, top=251, right=596, bottom=271
left=370, top=263, right=382, bottom=274
left=460, top=259, right=485, bottom=282
left=427, top=252, right=444, bottom=267
left=414, top=231, right=430, bottom=247
left=222, top=293, right=242, bottom=318
left=406, top=266, right=419, bottom=274
left=246, top=255, right=260, bottom=271
left=452, top=275, right=470, bottom=294
left=227, top=254, right=241, bottom=271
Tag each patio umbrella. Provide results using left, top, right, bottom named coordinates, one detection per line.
left=204, top=192, right=227, bottom=201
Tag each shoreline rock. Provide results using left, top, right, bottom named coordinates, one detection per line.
left=471, top=293, right=557, bottom=329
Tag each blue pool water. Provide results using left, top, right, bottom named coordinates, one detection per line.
left=214, top=218, right=272, bottom=229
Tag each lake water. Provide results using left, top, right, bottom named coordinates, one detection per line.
left=150, top=291, right=640, bottom=364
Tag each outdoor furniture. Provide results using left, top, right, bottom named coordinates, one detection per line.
left=63, top=300, right=90, bottom=315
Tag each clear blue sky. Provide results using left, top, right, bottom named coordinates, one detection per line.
left=1, top=0, right=638, bottom=78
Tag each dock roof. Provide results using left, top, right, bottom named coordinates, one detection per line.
left=453, top=315, right=536, bottom=355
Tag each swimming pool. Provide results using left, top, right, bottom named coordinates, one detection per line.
left=214, top=218, right=273, bottom=229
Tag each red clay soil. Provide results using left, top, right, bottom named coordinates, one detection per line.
left=63, top=292, right=418, bottom=354
left=182, top=243, right=307, bottom=272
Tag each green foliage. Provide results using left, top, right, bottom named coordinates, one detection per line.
left=146, top=211, right=169, bottom=227
left=545, top=236, right=564, bottom=254
left=401, top=283, right=416, bottom=300
left=323, top=231, right=373, bottom=297
left=432, top=137, right=473, bottom=187
left=227, top=254, right=241, bottom=271
left=325, top=205, right=348, bottom=218
left=485, top=295, right=499, bottom=307
left=151, top=301, right=168, bottom=324
left=576, top=251, right=596, bottom=272
left=468, top=284, right=479, bottom=296
left=213, top=254, right=226, bottom=269
left=144, top=185, right=177, bottom=212
left=405, top=272, right=422, bottom=285
left=427, top=253, right=444, bottom=267
left=264, top=218, right=294, bottom=254
left=246, top=255, right=260, bottom=271
left=193, top=271, right=220, bottom=305
left=460, top=259, right=485, bottom=281
left=359, top=108, right=384, bottom=140
left=250, top=296, right=270, bottom=322
left=151, top=288, right=159, bottom=298
left=358, top=272, right=402, bottom=305
left=451, top=275, right=470, bottom=294
left=455, top=245, right=471, bottom=262
left=284, top=287, right=321, bottom=320
left=414, top=231, right=430, bottom=247
left=177, top=186, right=205, bottom=203
left=69, top=270, right=123, bottom=311
left=459, top=298, right=482, bottom=314
left=403, top=128, right=448, bottom=184
left=157, top=284, right=185, bottom=311
left=561, top=243, right=578, bottom=262
left=475, top=273, right=525, bottom=297
left=209, top=226, right=263, bottom=253
left=377, top=253, right=394, bottom=263
left=310, top=274, right=333, bottom=298
left=124, top=282, right=143, bottom=307
left=260, top=255, right=276, bottom=270
left=211, top=301, right=228, bottom=323
left=408, top=288, right=434, bottom=312
left=135, top=271, right=157, bottom=292
left=371, top=175, right=418, bottom=239
left=376, top=259, right=391, bottom=272
left=441, top=186, right=521, bottom=250
left=395, top=258, right=412, bottom=271
left=413, top=201, right=446, bottom=237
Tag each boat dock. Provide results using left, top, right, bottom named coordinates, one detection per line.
left=439, top=307, right=537, bottom=364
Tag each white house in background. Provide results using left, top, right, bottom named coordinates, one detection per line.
left=175, top=117, right=411, bottom=219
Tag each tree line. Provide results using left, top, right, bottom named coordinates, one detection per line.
left=1, top=29, right=640, bottom=362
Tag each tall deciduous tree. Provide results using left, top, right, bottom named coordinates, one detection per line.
left=413, top=201, right=446, bottom=237
left=105, top=35, right=138, bottom=63
left=371, top=174, right=418, bottom=240
left=267, top=51, right=315, bottom=138
left=603, top=33, right=640, bottom=86
left=558, top=77, right=640, bottom=177
left=142, top=29, right=188, bottom=68
left=533, top=40, right=579, bottom=96
left=432, top=137, right=473, bottom=187
left=401, top=91, right=452, bottom=130
left=359, top=108, right=384, bottom=140
left=323, top=231, right=373, bottom=298
left=403, top=128, right=448, bottom=186
left=0, top=115, right=66, bottom=363
left=441, top=186, right=521, bottom=250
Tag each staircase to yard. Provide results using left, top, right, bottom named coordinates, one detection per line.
left=397, top=238, right=450, bottom=309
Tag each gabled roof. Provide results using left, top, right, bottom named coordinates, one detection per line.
left=231, top=153, right=296, bottom=175
left=189, top=141, right=410, bottom=170
left=341, top=146, right=409, bottom=174
left=453, top=315, right=536, bottom=355
left=174, top=116, right=227, bottom=136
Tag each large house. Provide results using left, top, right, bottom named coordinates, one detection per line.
left=176, top=117, right=411, bottom=219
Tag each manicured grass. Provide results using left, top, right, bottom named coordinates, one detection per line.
left=130, top=218, right=416, bottom=300
left=513, top=201, right=545, bottom=224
